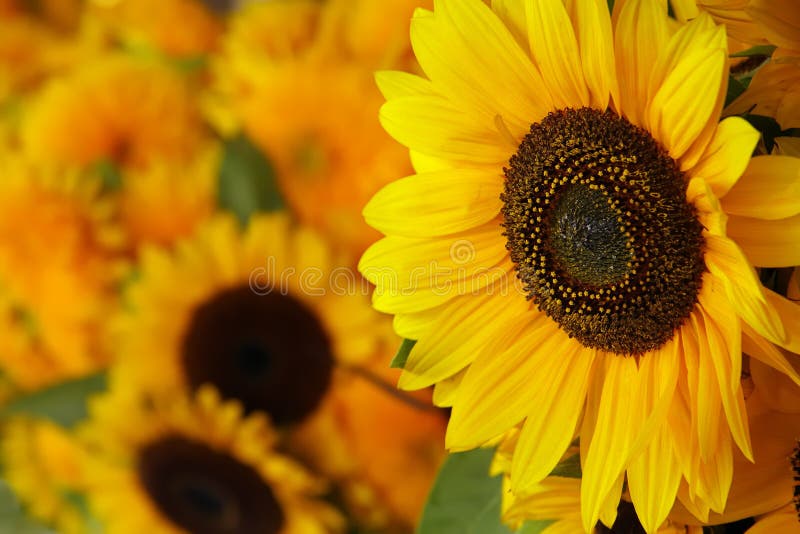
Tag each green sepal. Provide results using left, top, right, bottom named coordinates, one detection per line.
left=729, top=44, right=777, bottom=58
left=390, top=339, right=416, bottom=369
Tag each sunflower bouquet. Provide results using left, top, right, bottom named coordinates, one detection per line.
left=0, top=0, right=798, bottom=533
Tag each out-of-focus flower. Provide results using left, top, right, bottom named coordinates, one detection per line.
left=117, top=142, right=219, bottom=250
left=22, top=54, right=206, bottom=170
left=310, top=364, right=445, bottom=529
left=89, top=0, right=222, bottom=58
left=81, top=385, right=344, bottom=534
left=669, top=0, right=769, bottom=50
left=113, top=213, right=382, bottom=422
left=1, top=418, right=89, bottom=534
left=0, top=158, right=122, bottom=390
left=211, top=0, right=427, bottom=258
left=726, top=62, right=800, bottom=129
left=359, top=0, right=800, bottom=531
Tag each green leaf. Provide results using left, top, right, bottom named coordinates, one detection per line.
left=516, top=521, right=554, bottom=534
left=390, top=339, right=416, bottom=369
left=91, top=159, right=123, bottom=192
left=418, top=448, right=512, bottom=534
left=730, top=44, right=777, bottom=58
left=0, top=480, right=56, bottom=533
left=1, top=373, right=107, bottom=428
left=725, top=75, right=748, bottom=108
left=218, top=134, right=283, bottom=225
left=742, top=113, right=786, bottom=153
left=549, top=454, right=582, bottom=478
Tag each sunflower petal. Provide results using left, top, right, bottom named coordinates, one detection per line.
left=628, top=426, right=681, bottom=534
left=525, top=0, right=590, bottom=109
left=689, top=117, right=760, bottom=198
left=509, top=341, right=596, bottom=492
left=565, top=0, right=618, bottom=110
left=722, top=156, right=800, bottom=220
left=446, top=313, right=554, bottom=449
left=363, top=168, right=503, bottom=238
left=374, top=70, right=434, bottom=99
left=727, top=213, right=800, bottom=267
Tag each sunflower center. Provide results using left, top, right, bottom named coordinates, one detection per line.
left=139, top=436, right=284, bottom=534
left=181, top=285, right=333, bottom=425
left=502, top=107, right=705, bottom=355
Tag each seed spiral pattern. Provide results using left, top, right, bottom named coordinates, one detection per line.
left=502, top=108, right=705, bottom=355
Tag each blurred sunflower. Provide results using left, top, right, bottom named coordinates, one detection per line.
left=81, top=385, right=343, bottom=534
left=22, top=53, right=205, bottom=169
left=89, top=0, right=222, bottom=58
left=212, top=0, right=423, bottom=258
left=0, top=157, right=122, bottom=389
left=117, top=142, right=219, bottom=250
left=359, top=0, right=800, bottom=530
left=1, top=417, right=89, bottom=534
left=670, top=0, right=800, bottom=56
left=114, top=213, right=383, bottom=425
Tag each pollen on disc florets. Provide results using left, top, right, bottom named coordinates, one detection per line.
left=501, top=107, right=705, bottom=355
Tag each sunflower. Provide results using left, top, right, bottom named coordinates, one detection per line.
left=726, top=62, right=800, bottom=130
left=113, top=213, right=384, bottom=425
left=117, top=142, right=219, bottom=250
left=80, top=385, right=343, bottom=534
left=0, top=156, right=123, bottom=389
left=359, top=0, right=800, bottom=531
left=89, top=0, right=222, bottom=58
left=1, top=417, right=89, bottom=534
left=22, top=53, right=205, bottom=170
left=211, top=0, right=424, bottom=257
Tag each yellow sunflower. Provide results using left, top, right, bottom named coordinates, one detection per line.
left=117, top=142, right=219, bottom=250
left=80, top=385, right=343, bottom=534
left=0, top=156, right=123, bottom=390
left=1, top=417, right=89, bottom=534
left=89, top=0, right=222, bottom=58
left=359, top=0, right=800, bottom=531
left=22, top=53, right=205, bottom=170
left=113, top=213, right=384, bottom=424
left=211, top=0, right=425, bottom=257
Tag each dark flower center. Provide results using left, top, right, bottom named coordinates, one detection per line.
left=181, top=285, right=333, bottom=424
left=502, top=107, right=705, bottom=355
left=595, top=500, right=646, bottom=534
left=138, top=436, right=284, bottom=534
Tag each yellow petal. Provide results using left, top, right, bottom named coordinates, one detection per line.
left=614, top=0, right=670, bottom=126
left=380, top=95, right=510, bottom=164
left=446, top=313, right=557, bottom=449
left=727, top=213, right=800, bottom=267
left=628, top=426, right=681, bottom=534
left=580, top=357, right=639, bottom=532
left=525, top=0, right=590, bottom=109
left=400, top=291, right=529, bottom=390
left=688, top=117, right=759, bottom=198
left=742, top=323, right=800, bottom=387
left=763, top=288, right=800, bottom=355
left=509, top=340, right=596, bottom=492
left=374, top=70, right=434, bottom=100
left=722, top=155, right=800, bottom=220
left=411, top=0, right=551, bottom=136
left=704, top=235, right=786, bottom=344
left=565, top=0, right=618, bottom=110
left=431, top=367, right=467, bottom=407
left=363, top=168, right=503, bottom=238
left=490, top=0, right=529, bottom=54
left=647, top=46, right=726, bottom=160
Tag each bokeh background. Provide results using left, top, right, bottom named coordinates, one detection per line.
left=0, top=1, right=449, bottom=532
